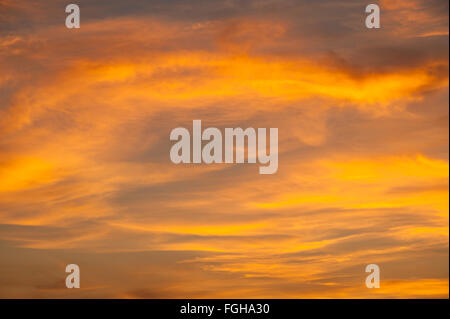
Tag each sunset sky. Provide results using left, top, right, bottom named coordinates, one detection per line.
left=0, top=0, right=448, bottom=298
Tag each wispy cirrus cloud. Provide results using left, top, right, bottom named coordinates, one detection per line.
left=0, top=0, right=448, bottom=298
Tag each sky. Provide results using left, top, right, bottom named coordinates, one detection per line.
left=0, top=0, right=448, bottom=298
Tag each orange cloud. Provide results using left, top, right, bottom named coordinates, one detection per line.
left=0, top=2, right=448, bottom=298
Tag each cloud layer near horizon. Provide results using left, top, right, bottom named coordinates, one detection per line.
left=0, top=0, right=448, bottom=298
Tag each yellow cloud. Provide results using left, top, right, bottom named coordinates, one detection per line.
left=0, top=157, right=56, bottom=192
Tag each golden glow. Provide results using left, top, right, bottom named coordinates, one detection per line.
left=0, top=3, right=448, bottom=298
left=0, top=157, right=55, bottom=192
